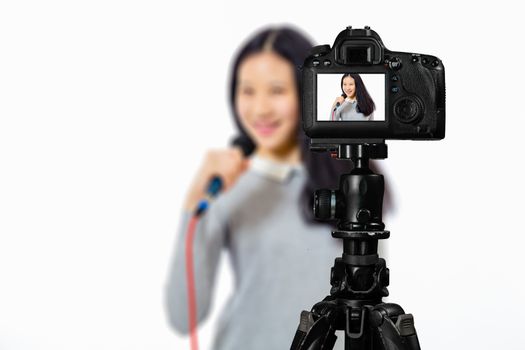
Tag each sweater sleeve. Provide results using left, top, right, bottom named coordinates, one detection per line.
left=334, top=100, right=350, bottom=121
left=330, top=104, right=337, bottom=121
left=164, top=205, right=228, bottom=335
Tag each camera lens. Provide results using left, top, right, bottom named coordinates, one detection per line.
left=394, top=97, right=422, bottom=124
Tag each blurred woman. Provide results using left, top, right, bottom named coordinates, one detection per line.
left=165, top=26, right=350, bottom=350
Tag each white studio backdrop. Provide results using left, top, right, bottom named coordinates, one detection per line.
left=1, top=1, right=524, bottom=349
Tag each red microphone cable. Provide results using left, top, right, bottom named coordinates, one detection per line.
left=185, top=215, right=200, bottom=350
left=182, top=135, right=254, bottom=350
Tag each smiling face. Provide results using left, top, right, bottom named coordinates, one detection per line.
left=342, top=76, right=356, bottom=99
left=235, top=51, right=299, bottom=158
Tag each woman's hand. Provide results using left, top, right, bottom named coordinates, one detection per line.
left=333, top=96, right=345, bottom=108
left=184, top=148, right=250, bottom=212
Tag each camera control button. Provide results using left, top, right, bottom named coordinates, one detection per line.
left=323, top=60, right=332, bottom=67
left=391, top=87, right=400, bottom=93
left=394, top=97, right=422, bottom=124
left=388, top=57, right=402, bottom=70
left=313, top=60, right=320, bottom=67
left=391, top=75, right=399, bottom=82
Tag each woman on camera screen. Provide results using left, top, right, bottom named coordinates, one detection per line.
left=330, top=73, right=375, bottom=121
left=164, top=26, right=349, bottom=349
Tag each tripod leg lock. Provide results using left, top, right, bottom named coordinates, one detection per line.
left=298, top=310, right=315, bottom=333
left=290, top=310, right=338, bottom=350
left=345, top=307, right=366, bottom=339
left=369, top=303, right=421, bottom=350
left=395, top=314, right=416, bottom=337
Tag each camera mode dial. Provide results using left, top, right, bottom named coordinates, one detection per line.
left=388, top=57, right=402, bottom=70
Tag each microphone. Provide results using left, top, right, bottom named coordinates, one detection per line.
left=333, top=102, right=341, bottom=112
left=194, top=135, right=255, bottom=216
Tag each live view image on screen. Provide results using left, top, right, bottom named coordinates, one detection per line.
left=317, top=73, right=385, bottom=121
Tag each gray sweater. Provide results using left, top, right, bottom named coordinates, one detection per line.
left=165, top=156, right=345, bottom=349
left=333, top=99, right=374, bottom=121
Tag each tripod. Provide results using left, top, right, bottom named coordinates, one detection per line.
left=291, top=143, right=421, bottom=350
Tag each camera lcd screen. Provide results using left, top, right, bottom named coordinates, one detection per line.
left=317, top=73, right=385, bottom=122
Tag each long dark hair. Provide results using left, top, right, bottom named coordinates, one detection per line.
left=340, top=73, right=375, bottom=117
left=228, top=26, right=350, bottom=223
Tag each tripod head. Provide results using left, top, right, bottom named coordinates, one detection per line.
left=313, top=141, right=389, bottom=235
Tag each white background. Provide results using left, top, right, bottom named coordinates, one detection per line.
left=317, top=74, right=385, bottom=121
left=1, top=1, right=525, bottom=349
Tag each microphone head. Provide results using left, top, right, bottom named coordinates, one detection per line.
left=336, top=102, right=341, bottom=107
left=231, top=135, right=255, bottom=157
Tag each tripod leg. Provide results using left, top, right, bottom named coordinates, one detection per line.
left=291, top=310, right=338, bottom=350
left=369, top=303, right=421, bottom=350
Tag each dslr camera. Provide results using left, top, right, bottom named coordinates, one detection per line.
left=302, top=26, right=445, bottom=146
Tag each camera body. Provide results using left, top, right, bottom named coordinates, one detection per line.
left=302, top=26, right=445, bottom=144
